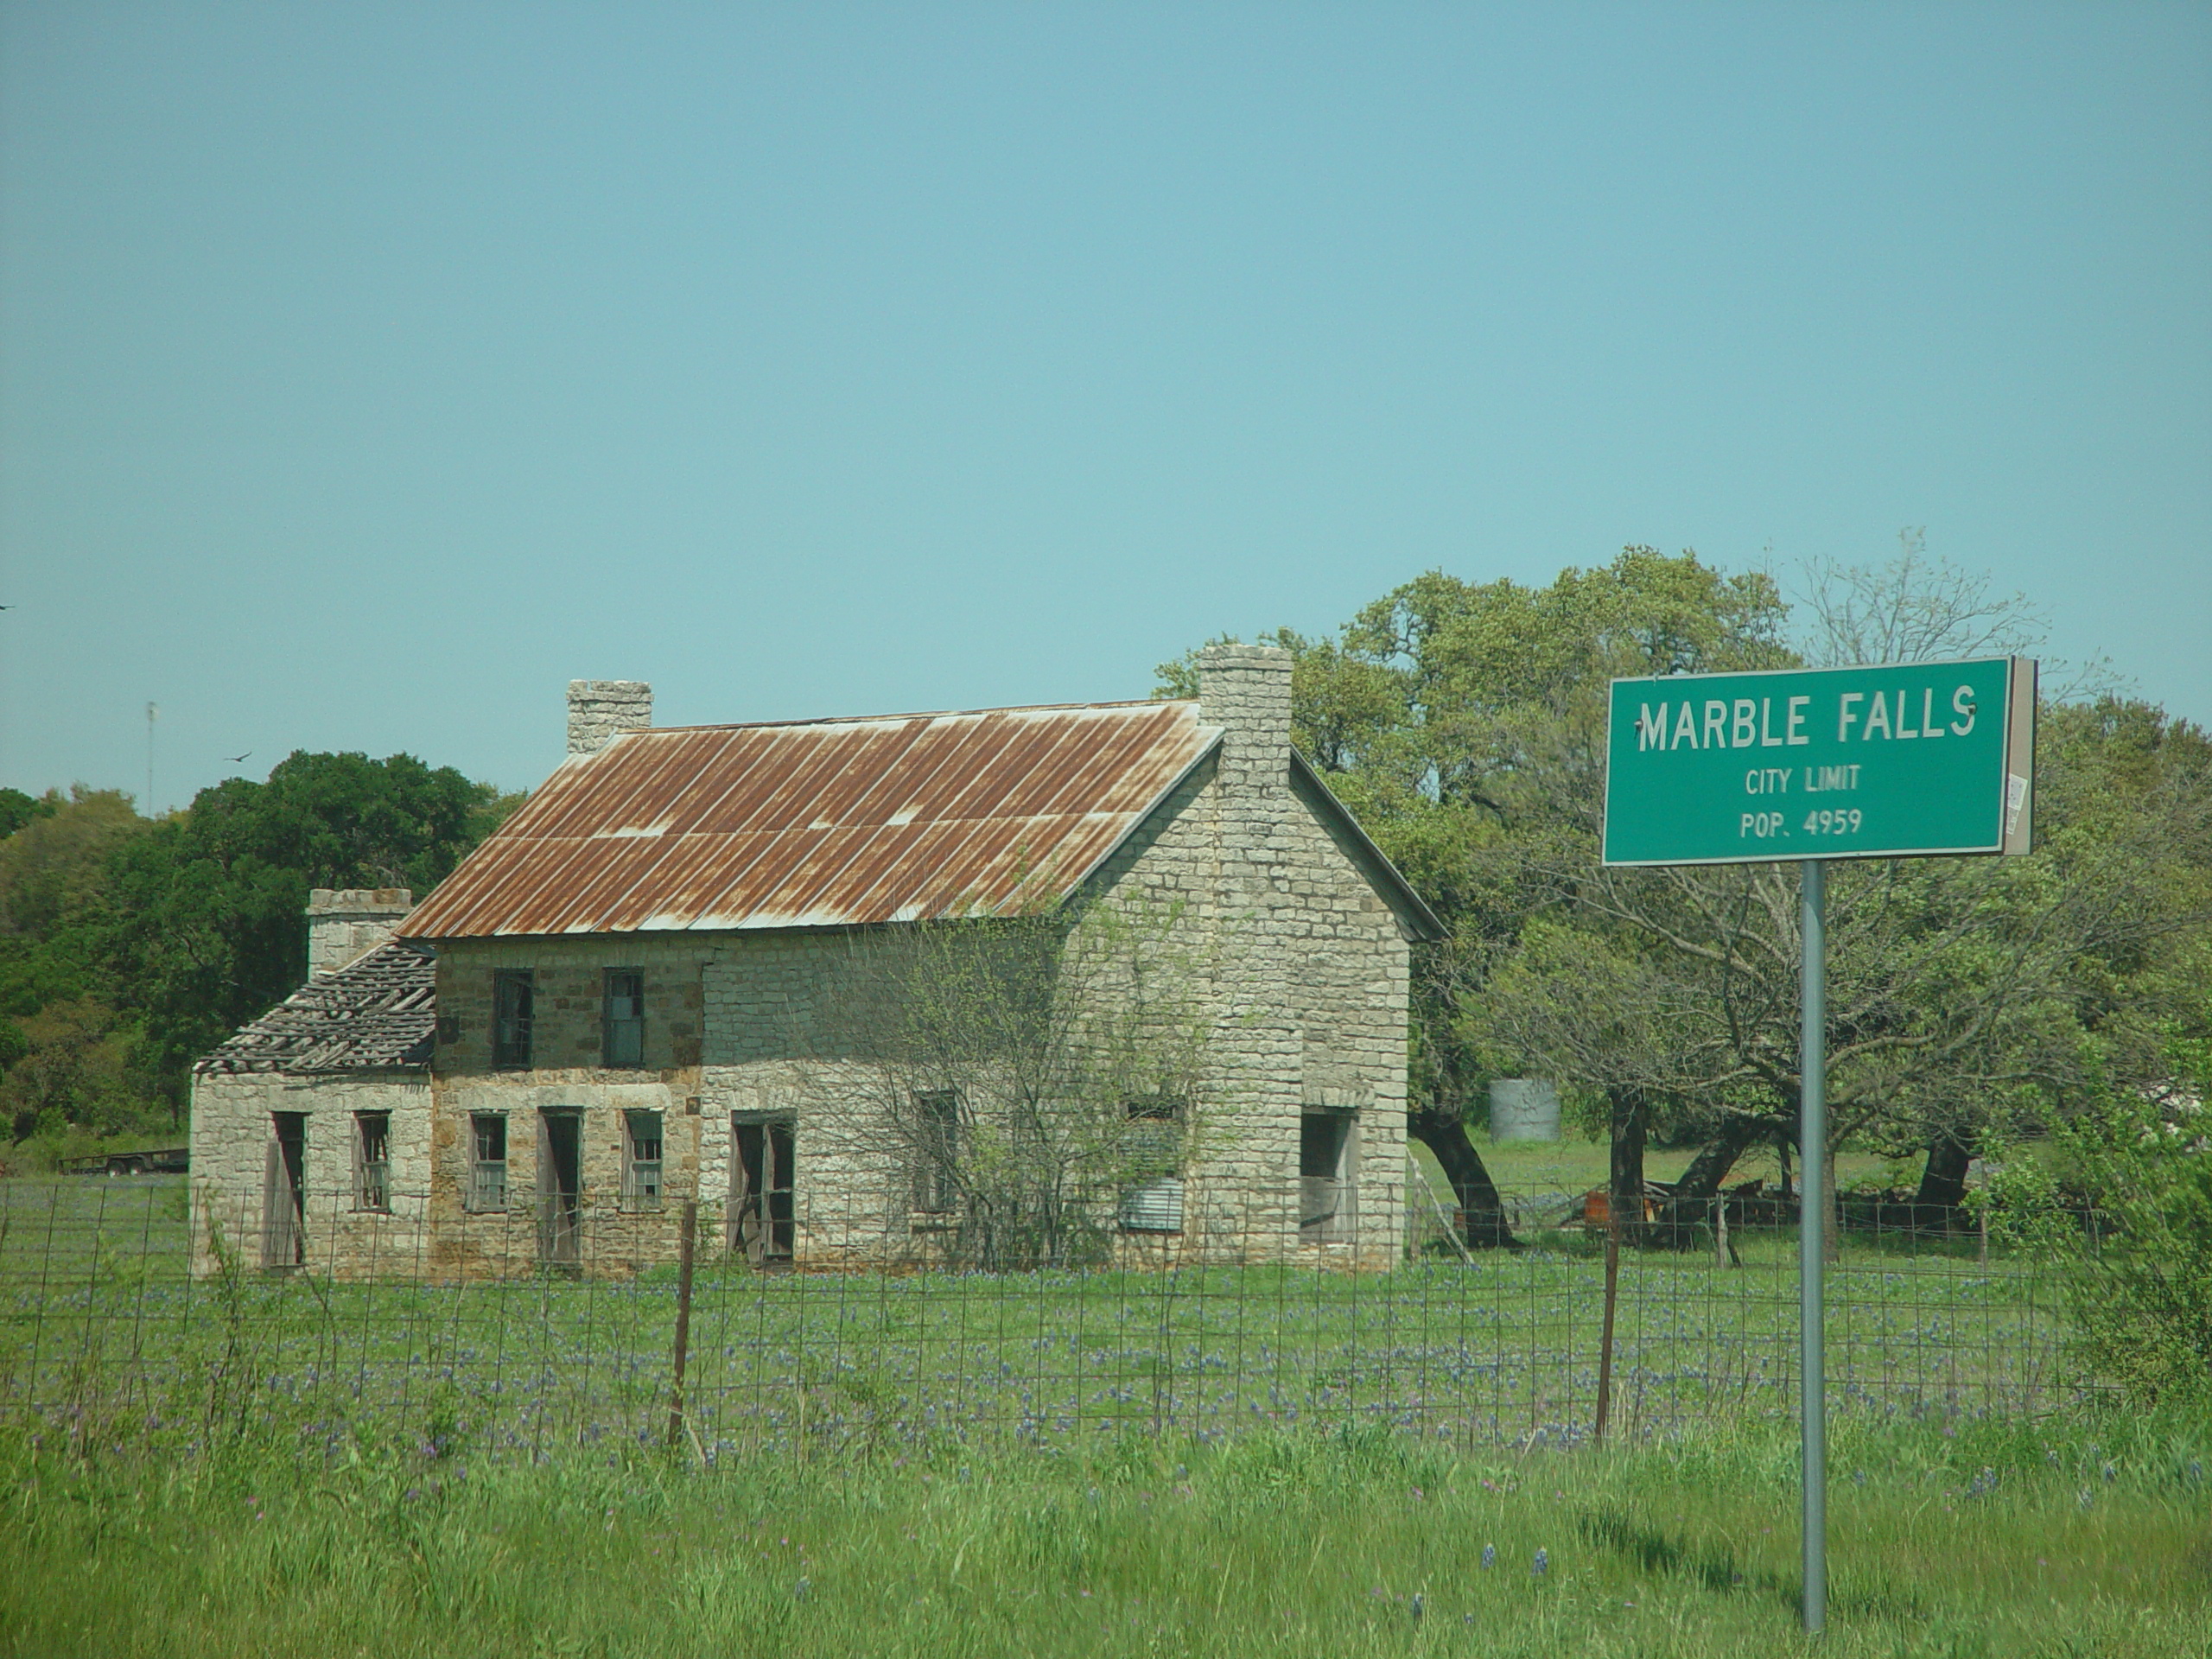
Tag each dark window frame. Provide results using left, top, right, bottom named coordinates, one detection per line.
left=468, top=1113, right=509, bottom=1212
left=492, top=969, right=534, bottom=1070
left=354, top=1111, right=392, bottom=1212
left=621, top=1109, right=665, bottom=1211
left=602, top=968, right=645, bottom=1069
left=731, top=1116, right=797, bottom=1264
left=1120, top=1094, right=1187, bottom=1233
left=1299, top=1111, right=1355, bottom=1238
left=912, top=1090, right=961, bottom=1214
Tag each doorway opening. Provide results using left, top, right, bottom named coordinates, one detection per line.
left=540, top=1110, right=582, bottom=1266
left=731, top=1117, right=795, bottom=1268
left=262, top=1112, right=306, bottom=1268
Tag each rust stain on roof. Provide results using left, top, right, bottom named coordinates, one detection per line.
left=401, top=701, right=1222, bottom=938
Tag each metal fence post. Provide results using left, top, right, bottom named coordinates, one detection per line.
left=1800, top=859, right=1828, bottom=1635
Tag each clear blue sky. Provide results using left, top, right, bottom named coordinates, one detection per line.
left=4, top=3, right=2207, bottom=810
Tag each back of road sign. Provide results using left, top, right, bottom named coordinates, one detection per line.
left=1602, top=657, right=2035, bottom=868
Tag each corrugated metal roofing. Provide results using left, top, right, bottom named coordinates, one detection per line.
left=400, top=700, right=1224, bottom=938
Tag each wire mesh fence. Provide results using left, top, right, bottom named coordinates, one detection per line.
left=0, top=1172, right=2091, bottom=1465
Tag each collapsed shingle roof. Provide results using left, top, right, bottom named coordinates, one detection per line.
left=195, top=940, right=436, bottom=1075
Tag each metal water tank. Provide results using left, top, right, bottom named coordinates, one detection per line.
left=1489, top=1079, right=1561, bottom=1143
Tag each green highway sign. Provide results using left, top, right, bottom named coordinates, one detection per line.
left=1602, top=657, right=2036, bottom=867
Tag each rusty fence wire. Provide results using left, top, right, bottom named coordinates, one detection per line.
left=0, top=1173, right=2092, bottom=1465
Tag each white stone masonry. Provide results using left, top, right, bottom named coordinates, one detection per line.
left=306, top=888, right=414, bottom=978
left=567, top=681, right=653, bottom=756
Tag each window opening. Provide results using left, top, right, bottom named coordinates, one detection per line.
left=468, top=1114, right=508, bottom=1212
left=262, top=1112, right=306, bottom=1268
left=492, top=969, right=534, bottom=1070
left=540, top=1111, right=582, bottom=1264
left=1120, top=1095, right=1185, bottom=1233
left=603, top=969, right=645, bottom=1068
left=622, top=1110, right=664, bottom=1211
left=912, top=1090, right=961, bottom=1214
left=732, top=1117, right=796, bottom=1266
left=355, top=1112, right=391, bottom=1212
left=1300, top=1112, right=1353, bottom=1237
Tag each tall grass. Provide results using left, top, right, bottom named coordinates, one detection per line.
left=2, top=1176, right=2085, bottom=1466
left=2, top=1407, right=2203, bottom=1657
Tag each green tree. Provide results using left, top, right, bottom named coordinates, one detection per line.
left=0, top=787, right=58, bottom=841
left=2050, top=1038, right=2212, bottom=1409
left=1163, top=549, right=1791, bottom=1246
left=1163, top=546, right=2212, bottom=1250
left=104, top=751, right=516, bottom=1105
left=0, top=787, right=148, bottom=939
left=0, top=788, right=160, bottom=1138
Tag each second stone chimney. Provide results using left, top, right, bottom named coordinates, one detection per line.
left=307, top=888, right=413, bottom=977
left=1194, top=643, right=1294, bottom=797
left=567, top=680, right=653, bottom=757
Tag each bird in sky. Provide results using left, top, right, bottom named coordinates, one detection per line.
left=225, top=751, right=251, bottom=764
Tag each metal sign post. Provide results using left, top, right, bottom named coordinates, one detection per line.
left=1799, top=858, right=1827, bottom=1633
left=1598, top=656, right=2037, bottom=1636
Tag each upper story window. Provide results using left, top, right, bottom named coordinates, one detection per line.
left=492, top=969, right=534, bottom=1070
left=603, top=969, right=645, bottom=1068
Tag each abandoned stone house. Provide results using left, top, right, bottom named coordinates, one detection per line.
left=188, top=645, right=1442, bottom=1279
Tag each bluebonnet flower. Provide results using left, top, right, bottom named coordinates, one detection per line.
left=1480, top=1545, right=1497, bottom=1570
left=1532, top=1548, right=1548, bottom=1576
left=1410, top=1593, right=1425, bottom=1624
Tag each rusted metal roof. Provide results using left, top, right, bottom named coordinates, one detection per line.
left=400, top=701, right=1224, bottom=938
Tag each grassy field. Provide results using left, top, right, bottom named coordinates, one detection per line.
left=0, top=1166, right=2197, bottom=1656
left=1, top=1410, right=2204, bottom=1657
left=2, top=1175, right=2078, bottom=1461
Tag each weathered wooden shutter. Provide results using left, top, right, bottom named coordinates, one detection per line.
left=536, top=1114, right=556, bottom=1261
left=727, top=1121, right=749, bottom=1255
left=261, top=1137, right=286, bottom=1268
left=261, top=1135, right=301, bottom=1268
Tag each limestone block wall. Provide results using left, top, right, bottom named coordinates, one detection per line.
left=435, top=936, right=709, bottom=1074
left=188, top=1069, right=431, bottom=1278
left=700, top=933, right=912, bottom=1265
left=1173, top=644, right=1413, bottom=1270
left=428, top=936, right=711, bottom=1278
left=426, top=1074, right=698, bottom=1279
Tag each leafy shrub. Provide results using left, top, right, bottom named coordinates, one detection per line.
left=2056, top=1083, right=2212, bottom=1409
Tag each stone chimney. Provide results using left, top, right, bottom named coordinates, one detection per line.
left=307, top=888, right=413, bottom=977
left=567, top=680, right=653, bottom=757
left=1194, top=643, right=1294, bottom=796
